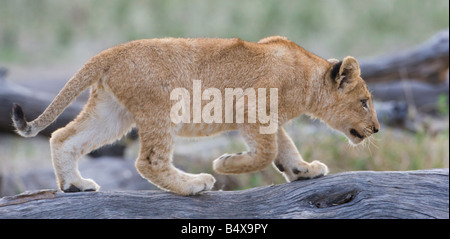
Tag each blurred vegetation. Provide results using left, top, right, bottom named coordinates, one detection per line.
left=0, top=0, right=448, bottom=191
left=0, top=0, right=448, bottom=64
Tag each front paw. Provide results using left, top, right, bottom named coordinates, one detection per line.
left=280, top=160, right=329, bottom=182
left=212, top=153, right=232, bottom=174
left=212, top=152, right=246, bottom=174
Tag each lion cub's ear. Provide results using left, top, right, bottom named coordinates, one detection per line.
left=330, top=56, right=361, bottom=93
left=340, top=56, right=360, bottom=77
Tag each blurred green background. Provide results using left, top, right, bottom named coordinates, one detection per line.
left=1, top=0, right=448, bottom=63
left=0, top=0, right=448, bottom=193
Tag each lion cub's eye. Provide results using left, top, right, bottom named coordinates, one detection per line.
left=361, top=99, right=368, bottom=109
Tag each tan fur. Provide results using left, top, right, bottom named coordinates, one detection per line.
left=12, top=36, right=379, bottom=195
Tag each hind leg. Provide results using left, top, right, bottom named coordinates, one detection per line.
left=50, top=88, right=134, bottom=192
left=134, top=119, right=215, bottom=195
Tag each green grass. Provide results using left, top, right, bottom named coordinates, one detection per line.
left=0, top=0, right=448, bottom=63
left=288, top=118, right=449, bottom=172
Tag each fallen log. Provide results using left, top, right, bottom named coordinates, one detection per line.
left=369, top=80, right=448, bottom=114
left=360, top=29, right=449, bottom=84
left=0, top=168, right=447, bottom=219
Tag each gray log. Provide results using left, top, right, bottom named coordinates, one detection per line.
left=360, top=29, right=449, bottom=84
left=369, top=80, right=448, bottom=114
left=0, top=168, right=447, bottom=219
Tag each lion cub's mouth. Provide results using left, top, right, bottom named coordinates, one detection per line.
left=349, top=128, right=364, bottom=139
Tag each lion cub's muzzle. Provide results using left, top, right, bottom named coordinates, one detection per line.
left=350, top=128, right=365, bottom=139
left=350, top=125, right=379, bottom=140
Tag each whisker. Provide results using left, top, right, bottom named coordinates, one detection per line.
left=371, top=135, right=380, bottom=149
left=367, top=135, right=379, bottom=151
left=364, top=137, right=372, bottom=154
left=361, top=126, right=379, bottom=153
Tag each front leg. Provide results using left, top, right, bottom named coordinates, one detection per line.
left=273, top=127, right=329, bottom=182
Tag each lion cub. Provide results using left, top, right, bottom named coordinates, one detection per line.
left=12, top=36, right=379, bottom=195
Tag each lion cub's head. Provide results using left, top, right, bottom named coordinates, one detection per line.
left=323, top=56, right=380, bottom=145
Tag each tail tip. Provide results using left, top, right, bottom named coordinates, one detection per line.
left=12, top=103, right=25, bottom=120
left=12, top=103, right=31, bottom=136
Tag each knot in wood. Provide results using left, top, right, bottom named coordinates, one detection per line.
left=307, top=189, right=359, bottom=209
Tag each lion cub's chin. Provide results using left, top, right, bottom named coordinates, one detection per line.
left=348, top=137, right=365, bottom=146
left=343, top=128, right=367, bottom=146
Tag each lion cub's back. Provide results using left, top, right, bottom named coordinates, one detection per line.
left=101, top=37, right=269, bottom=105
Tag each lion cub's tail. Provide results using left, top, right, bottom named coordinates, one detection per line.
left=12, top=59, right=103, bottom=137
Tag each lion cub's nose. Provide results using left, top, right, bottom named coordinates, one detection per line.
left=373, top=126, right=379, bottom=133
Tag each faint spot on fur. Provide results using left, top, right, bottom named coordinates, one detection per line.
left=161, top=82, right=170, bottom=93
left=146, top=147, right=155, bottom=165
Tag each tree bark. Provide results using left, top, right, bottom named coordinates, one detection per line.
left=0, top=168, right=447, bottom=219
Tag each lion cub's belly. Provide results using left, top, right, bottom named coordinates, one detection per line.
left=175, top=123, right=236, bottom=137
